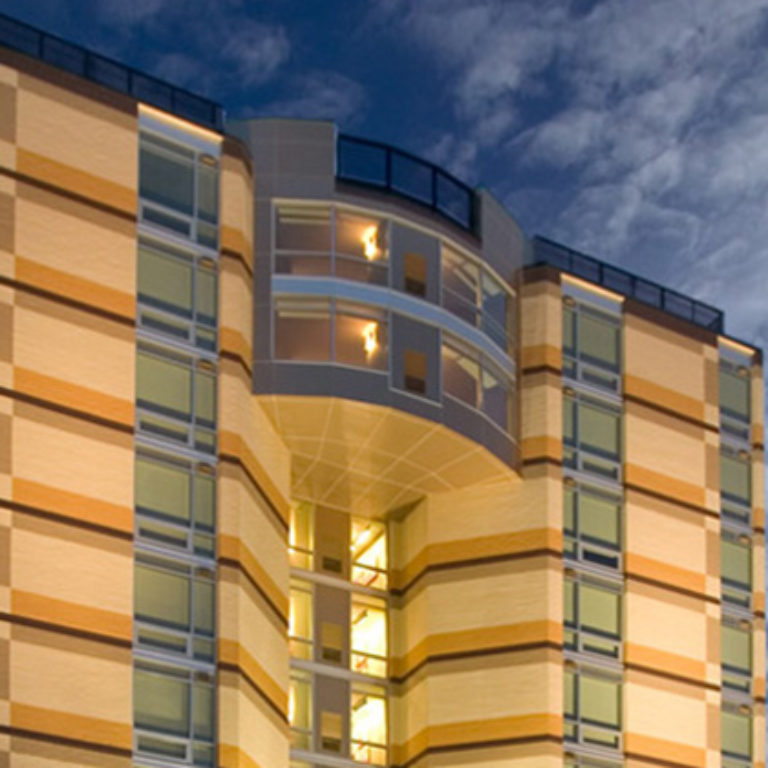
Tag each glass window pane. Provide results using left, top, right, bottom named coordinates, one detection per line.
left=351, top=688, right=387, bottom=746
left=580, top=675, right=620, bottom=727
left=580, top=583, right=620, bottom=637
left=580, top=492, right=620, bottom=547
left=564, top=579, right=575, bottom=625
left=276, top=206, right=331, bottom=252
left=563, top=487, right=575, bottom=534
left=290, top=585, right=313, bottom=642
left=722, top=710, right=751, bottom=757
left=140, top=135, right=194, bottom=215
left=135, top=667, right=190, bottom=735
left=196, top=265, right=217, bottom=326
left=195, top=370, right=216, bottom=427
left=274, top=300, right=331, bottom=361
left=721, top=453, right=750, bottom=503
left=720, top=368, right=750, bottom=420
left=481, top=272, right=508, bottom=335
left=194, top=578, right=214, bottom=635
left=335, top=306, right=388, bottom=370
left=194, top=473, right=215, bottom=530
left=138, top=244, right=193, bottom=317
left=579, top=402, right=620, bottom=457
left=135, top=562, right=190, bottom=629
left=442, top=247, right=479, bottom=325
left=564, top=669, right=575, bottom=717
left=336, top=212, right=387, bottom=262
left=579, top=312, right=619, bottom=369
left=442, top=343, right=480, bottom=408
left=563, top=307, right=575, bottom=355
left=482, top=365, right=509, bottom=431
left=563, top=397, right=575, bottom=444
left=290, top=674, right=312, bottom=731
left=197, top=160, right=219, bottom=224
left=136, top=456, right=191, bottom=522
left=722, top=624, right=751, bottom=671
left=722, top=538, right=751, bottom=587
left=137, top=350, right=192, bottom=419
left=193, top=682, right=214, bottom=741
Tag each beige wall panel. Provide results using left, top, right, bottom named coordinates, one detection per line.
left=625, top=402, right=707, bottom=504
left=12, top=405, right=133, bottom=519
left=15, top=189, right=136, bottom=302
left=410, top=742, right=562, bottom=768
left=625, top=314, right=709, bottom=406
left=520, top=373, right=561, bottom=460
left=11, top=519, right=131, bottom=625
left=519, top=281, right=561, bottom=370
left=16, top=75, right=136, bottom=193
left=11, top=637, right=131, bottom=737
left=625, top=491, right=707, bottom=581
left=391, top=499, right=427, bottom=574
left=7, top=737, right=129, bottom=768
left=219, top=256, right=253, bottom=362
left=218, top=673, right=288, bottom=768
left=751, top=362, right=764, bottom=437
left=220, top=150, right=253, bottom=262
left=13, top=300, right=134, bottom=407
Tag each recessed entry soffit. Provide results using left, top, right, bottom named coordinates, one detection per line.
left=255, top=395, right=518, bottom=516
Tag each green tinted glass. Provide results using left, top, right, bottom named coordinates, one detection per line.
left=563, top=307, right=575, bottom=355
left=563, top=397, right=576, bottom=443
left=580, top=583, right=620, bottom=636
left=192, top=682, right=214, bottom=740
left=137, top=351, right=192, bottom=418
left=138, top=245, right=193, bottom=316
left=721, top=453, right=750, bottom=503
left=196, top=265, right=217, bottom=326
left=720, top=368, right=750, bottom=420
left=135, top=456, right=191, bottom=522
left=564, top=669, right=575, bottom=717
left=135, top=562, right=190, bottom=629
left=564, top=579, right=575, bottom=625
left=134, top=667, right=190, bottom=735
left=140, top=135, right=194, bottom=215
left=721, top=623, right=751, bottom=671
left=197, top=161, right=219, bottom=224
left=194, top=370, right=216, bottom=426
left=580, top=674, right=620, bottom=727
left=579, top=492, right=620, bottom=546
left=579, top=312, right=619, bottom=369
left=194, top=578, right=215, bottom=635
left=722, top=538, right=751, bottom=586
left=194, top=474, right=215, bottom=529
left=579, top=401, right=620, bottom=457
left=722, top=709, right=751, bottom=757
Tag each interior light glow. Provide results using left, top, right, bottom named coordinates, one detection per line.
left=288, top=684, right=296, bottom=724
left=361, top=226, right=380, bottom=260
left=362, top=323, right=379, bottom=357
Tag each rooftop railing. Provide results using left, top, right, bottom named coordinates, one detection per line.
left=0, top=12, right=224, bottom=133
left=337, top=134, right=477, bottom=233
left=533, top=235, right=724, bottom=333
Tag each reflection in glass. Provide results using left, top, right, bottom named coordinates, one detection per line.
left=351, top=518, right=387, bottom=590
left=351, top=684, right=387, bottom=765
left=351, top=595, right=387, bottom=678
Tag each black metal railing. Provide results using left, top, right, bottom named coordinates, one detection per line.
left=533, top=236, right=724, bottom=333
left=337, top=134, right=477, bottom=233
left=0, top=12, right=224, bottom=132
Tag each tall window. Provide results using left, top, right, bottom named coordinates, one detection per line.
left=721, top=447, right=751, bottom=524
left=722, top=706, right=752, bottom=763
left=289, top=502, right=314, bottom=569
left=563, top=300, right=620, bottom=391
left=289, top=671, right=313, bottom=750
left=563, top=394, right=621, bottom=481
left=564, top=667, right=621, bottom=749
left=719, top=361, right=750, bottom=441
left=289, top=580, right=313, bottom=661
left=350, top=684, right=387, bottom=766
left=351, top=594, right=387, bottom=678
left=565, top=577, right=621, bottom=659
left=721, top=531, right=752, bottom=609
left=564, top=484, right=621, bottom=570
left=351, top=518, right=387, bottom=590
left=721, top=619, right=752, bottom=693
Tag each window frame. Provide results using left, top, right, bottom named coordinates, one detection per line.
left=564, top=666, right=622, bottom=751
left=563, top=392, right=622, bottom=482
left=564, top=575, right=622, bottom=661
left=563, top=483, right=622, bottom=571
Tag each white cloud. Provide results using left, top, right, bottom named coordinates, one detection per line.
left=222, top=21, right=290, bottom=86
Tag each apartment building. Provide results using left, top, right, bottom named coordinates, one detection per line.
left=0, top=12, right=764, bottom=768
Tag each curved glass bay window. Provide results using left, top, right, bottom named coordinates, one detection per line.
left=563, top=299, right=621, bottom=392
left=138, top=239, right=217, bottom=351
left=135, top=554, right=215, bottom=662
left=140, top=131, right=219, bottom=248
left=563, top=393, right=622, bottom=481
left=564, top=666, right=621, bottom=749
left=134, top=660, right=214, bottom=765
left=564, top=576, right=621, bottom=659
left=137, top=344, right=217, bottom=453
left=135, top=451, right=215, bottom=558
left=351, top=684, right=387, bottom=766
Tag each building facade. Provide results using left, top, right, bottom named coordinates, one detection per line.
left=0, top=12, right=764, bottom=768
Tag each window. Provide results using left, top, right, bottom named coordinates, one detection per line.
left=351, top=683, right=387, bottom=765
left=565, top=577, right=621, bottom=659
left=289, top=670, right=312, bottom=750
left=481, top=271, right=509, bottom=351
left=335, top=303, right=388, bottom=371
left=441, top=246, right=479, bottom=327
left=563, top=301, right=620, bottom=391
left=136, top=345, right=216, bottom=453
left=351, top=518, right=387, bottom=590
left=351, top=594, right=387, bottom=678
left=321, top=621, right=344, bottom=664
left=442, top=340, right=480, bottom=408
left=721, top=447, right=751, bottom=523
left=289, top=502, right=314, bottom=569
left=722, top=706, right=751, bottom=761
left=134, top=452, right=215, bottom=558
left=721, top=618, right=751, bottom=692
left=275, top=205, right=332, bottom=276
left=404, top=252, right=427, bottom=297
left=721, top=530, right=752, bottom=608
left=564, top=667, right=621, bottom=749
left=137, top=241, right=217, bottom=351
left=139, top=132, right=219, bottom=248
left=720, top=361, right=750, bottom=441
left=564, top=485, right=621, bottom=569
left=482, top=361, right=511, bottom=432
left=564, top=756, right=624, bottom=768
left=563, top=394, right=621, bottom=481
left=335, top=211, right=388, bottom=286
left=274, top=298, right=332, bottom=362
left=404, top=349, right=427, bottom=395
left=135, top=555, right=215, bottom=661
left=134, top=661, right=214, bottom=765
left=289, top=580, right=313, bottom=661
left=320, top=710, right=343, bottom=753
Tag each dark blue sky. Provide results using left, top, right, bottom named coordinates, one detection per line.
left=5, top=0, right=768, bottom=349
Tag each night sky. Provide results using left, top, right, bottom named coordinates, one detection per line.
left=4, top=0, right=768, bottom=348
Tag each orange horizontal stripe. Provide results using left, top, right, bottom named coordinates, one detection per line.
left=218, top=534, right=288, bottom=619
left=16, top=147, right=136, bottom=215
left=220, top=327, right=252, bottom=369
left=13, top=477, right=133, bottom=534
left=218, top=431, right=290, bottom=526
left=14, top=367, right=133, bottom=425
left=625, top=373, right=707, bottom=423
left=15, top=256, right=135, bottom=320
left=393, top=620, right=561, bottom=678
left=625, top=732, right=706, bottom=768
left=520, top=344, right=560, bottom=371
left=11, top=702, right=132, bottom=750
left=624, top=642, right=706, bottom=683
left=220, top=225, right=253, bottom=271
left=393, top=528, right=560, bottom=590
left=394, top=713, right=560, bottom=765
left=520, top=435, right=561, bottom=462
left=219, top=638, right=287, bottom=714
left=218, top=744, right=265, bottom=768
left=625, top=463, right=706, bottom=509
left=12, top=589, right=131, bottom=640
left=625, top=552, right=706, bottom=596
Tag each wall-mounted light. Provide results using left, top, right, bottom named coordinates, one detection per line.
left=361, top=225, right=380, bottom=261
left=362, top=322, right=379, bottom=358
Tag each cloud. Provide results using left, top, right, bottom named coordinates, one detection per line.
left=222, top=21, right=290, bottom=86
left=257, top=72, right=366, bottom=128
left=95, top=0, right=170, bottom=24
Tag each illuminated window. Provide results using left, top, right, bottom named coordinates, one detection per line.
left=351, top=683, right=387, bottom=765
left=564, top=484, right=621, bottom=570
left=351, top=594, right=387, bottom=678
left=289, top=502, right=313, bottom=569
left=320, top=710, right=343, bottom=753
left=289, top=670, right=312, bottom=750
left=351, top=518, right=387, bottom=590
left=335, top=211, right=388, bottom=287
left=722, top=618, right=751, bottom=693
left=564, top=577, right=621, bottom=659
left=135, top=452, right=215, bottom=558
left=289, top=580, right=313, bottom=661
left=335, top=304, right=388, bottom=371
left=564, top=667, right=621, bottom=750
left=563, top=395, right=621, bottom=481
left=563, top=301, right=620, bottom=391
